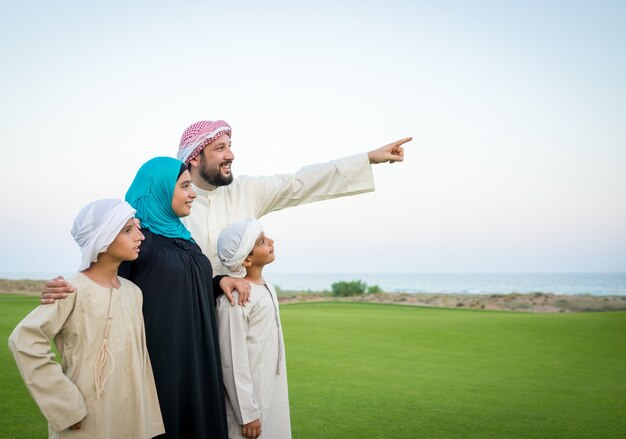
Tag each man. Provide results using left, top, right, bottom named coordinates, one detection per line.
left=177, top=120, right=410, bottom=274
left=42, top=119, right=411, bottom=303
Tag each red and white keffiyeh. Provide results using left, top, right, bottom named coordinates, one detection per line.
left=177, top=120, right=232, bottom=164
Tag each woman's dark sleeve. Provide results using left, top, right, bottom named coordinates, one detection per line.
left=212, top=275, right=227, bottom=301
left=118, top=261, right=132, bottom=280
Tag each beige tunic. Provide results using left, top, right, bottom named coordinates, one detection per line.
left=182, top=153, right=375, bottom=275
left=8, top=273, right=164, bottom=438
left=217, top=283, right=291, bottom=439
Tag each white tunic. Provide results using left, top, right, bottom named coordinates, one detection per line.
left=8, top=273, right=164, bottom=439
left=182, top=153, right=375, bottom=275
left=217, top=283, right=290, bottom=439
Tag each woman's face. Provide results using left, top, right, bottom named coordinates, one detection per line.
left=171, top=170, right=196, bottom=217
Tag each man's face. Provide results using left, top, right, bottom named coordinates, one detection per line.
left=197, top=134, right=235, bottom=187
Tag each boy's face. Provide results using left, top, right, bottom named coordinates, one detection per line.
left=106, top=218, right=145, bottom=262
left=246, top=232, right=275, bottom=267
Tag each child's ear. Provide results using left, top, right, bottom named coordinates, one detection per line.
left=243, top=257, right=252, bottom=268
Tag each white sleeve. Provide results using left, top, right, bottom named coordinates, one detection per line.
left=8, top=297, right=87, bottom=432
left=247, top=153, right=375, bottom=217
left=217, top=295, right=261, bottom=425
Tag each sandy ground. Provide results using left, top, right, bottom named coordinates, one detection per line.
left=3, top=279, right=625, bottom=313
left=276, top=291, right=626, bottom=313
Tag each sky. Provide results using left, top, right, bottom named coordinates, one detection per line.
left=1, top=1, right=625, bottom=275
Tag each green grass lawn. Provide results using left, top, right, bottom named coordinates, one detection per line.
left=2, top=296, right=625, bottom=438
left=281, top=302, right=626, bottom=439
left=0, top=295, right=49, bottom=438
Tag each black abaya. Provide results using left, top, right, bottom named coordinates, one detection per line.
left=120, top=230, right=228, bottom=439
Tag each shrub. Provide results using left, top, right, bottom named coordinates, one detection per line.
left=367, top=285, right=382, bottom=294
left=331, top=280, right=367, bottom=297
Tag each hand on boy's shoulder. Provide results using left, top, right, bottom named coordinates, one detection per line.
left=41, top=276, right=76, bottom=305
left=219, top=277, right=251, bottom=306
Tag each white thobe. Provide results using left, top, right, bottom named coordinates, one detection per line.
left=182, top=153, right=375, bottom=275
left=217, top=282, right=290, bottom=439
left=8, top=273, right=164, bottom=439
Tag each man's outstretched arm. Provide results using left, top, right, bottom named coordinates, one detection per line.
left=247, top=136, right=413, bottom=219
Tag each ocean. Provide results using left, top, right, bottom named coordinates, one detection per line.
left=267, top=272, right=626, bottom=296
left=3, top=271, right=625, bottom=296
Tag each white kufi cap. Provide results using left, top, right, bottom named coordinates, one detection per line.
left=71, top=199, right=136, bottom=271
left=217, top=218, right=263, bottom=278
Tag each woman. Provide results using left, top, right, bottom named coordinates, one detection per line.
left=120, top=157, right=228, bottom=438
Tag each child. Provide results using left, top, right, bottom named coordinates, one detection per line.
left=216, top=218, right=291, bottom=439
left=8, top=199, right=164, bottom=438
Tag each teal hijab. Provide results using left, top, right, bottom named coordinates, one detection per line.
left=125, top=156, right=193, bottom=241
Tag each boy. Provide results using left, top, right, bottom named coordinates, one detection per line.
left=216, top=219, right=291, bottom=439
left=8, top=199, right=164, bottom=438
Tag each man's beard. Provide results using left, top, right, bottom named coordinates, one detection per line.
left=199, top=159, right=234, bottom=187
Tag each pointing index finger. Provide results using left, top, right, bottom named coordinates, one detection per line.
left=394, top=137, right=412, bottom=147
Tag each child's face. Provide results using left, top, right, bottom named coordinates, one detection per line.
left=247, top=232, right=275, bottom=267
left=105, top=218, right=145, bottom=262
left=171, top=170, right=197, bottom=217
